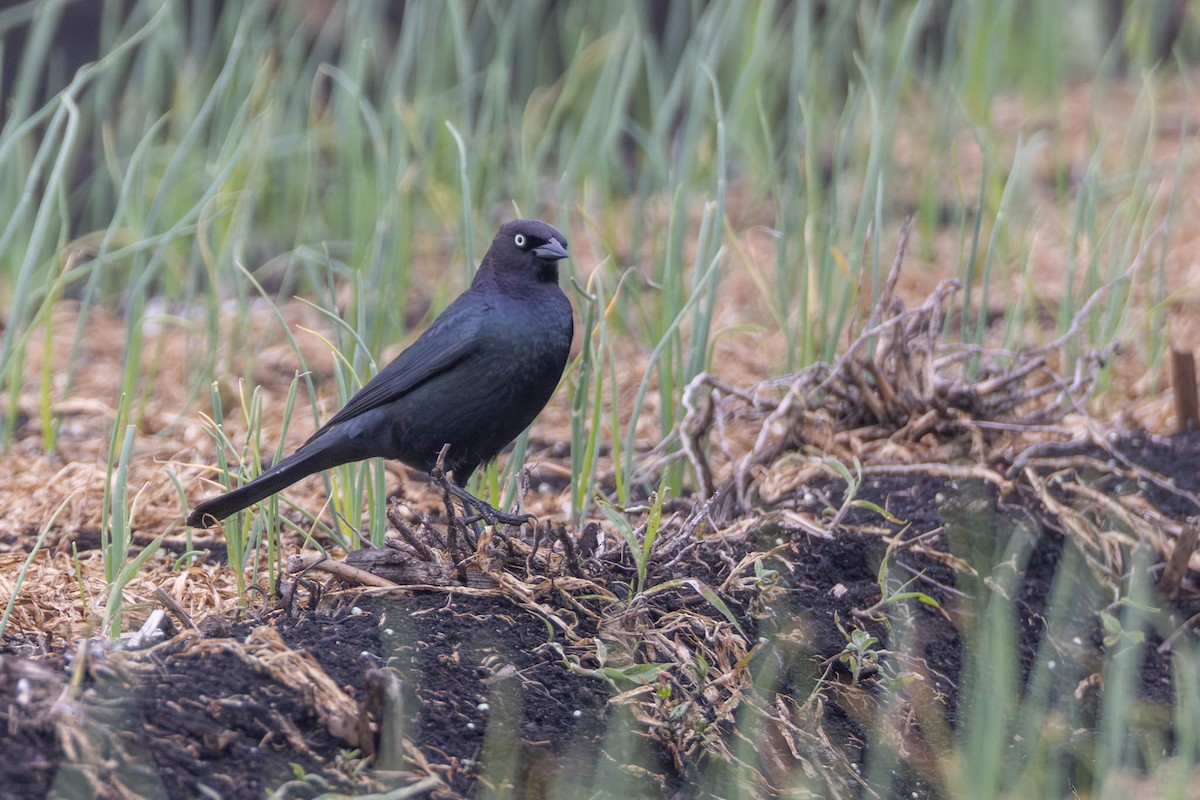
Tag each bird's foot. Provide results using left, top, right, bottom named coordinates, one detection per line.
left=445, top=483, right=536, bottom=528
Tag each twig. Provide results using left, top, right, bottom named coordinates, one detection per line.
left=681, top=372, right=717, bottom=499
left=386, top=498, right=436, bottom=562
left=289, top=554, right=400, bottom=588
left=1035, top=224, right=1161, bottom=357
left=1159, top=519, right=1199, bottom=601
left=154, top=587, right=199, bottom=631
left=554, top=525, right=584, bottom=578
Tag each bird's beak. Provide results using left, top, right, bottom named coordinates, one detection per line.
left=533, top=237, right=569, bottom=261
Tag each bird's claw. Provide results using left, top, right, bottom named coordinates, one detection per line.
left=446, top=483, right=535, bottom=528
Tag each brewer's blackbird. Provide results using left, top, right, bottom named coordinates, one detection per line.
left=187, top=219, right=573, bottom=528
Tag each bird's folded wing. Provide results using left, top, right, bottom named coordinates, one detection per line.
left=304, top=308, right=483, bottom=443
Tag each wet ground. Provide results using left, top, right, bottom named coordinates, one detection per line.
left=3, top=431, right=1200, bottom=798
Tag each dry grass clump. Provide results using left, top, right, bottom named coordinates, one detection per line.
left=674, top=222, right=1197, bottom=587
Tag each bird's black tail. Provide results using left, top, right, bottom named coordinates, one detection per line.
left=186, top=445, right=341, bottom=527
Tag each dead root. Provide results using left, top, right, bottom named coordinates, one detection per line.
left=682, top=218, right=1107, bottom=509
left=675, top=219, right=1195, bottom=585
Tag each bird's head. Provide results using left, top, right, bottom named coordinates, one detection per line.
left=485, top=219, right=570, bottom=285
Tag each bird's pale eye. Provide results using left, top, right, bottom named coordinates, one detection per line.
left=514, top=233, right=527, bottom=248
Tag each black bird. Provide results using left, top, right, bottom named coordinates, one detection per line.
left=187, top=219, right=573, bottom=528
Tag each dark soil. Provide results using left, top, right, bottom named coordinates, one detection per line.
left=4, top=431, right=1200, bottom=798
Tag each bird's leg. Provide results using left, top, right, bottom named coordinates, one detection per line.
left=431, top=444, right=536, bottom=529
